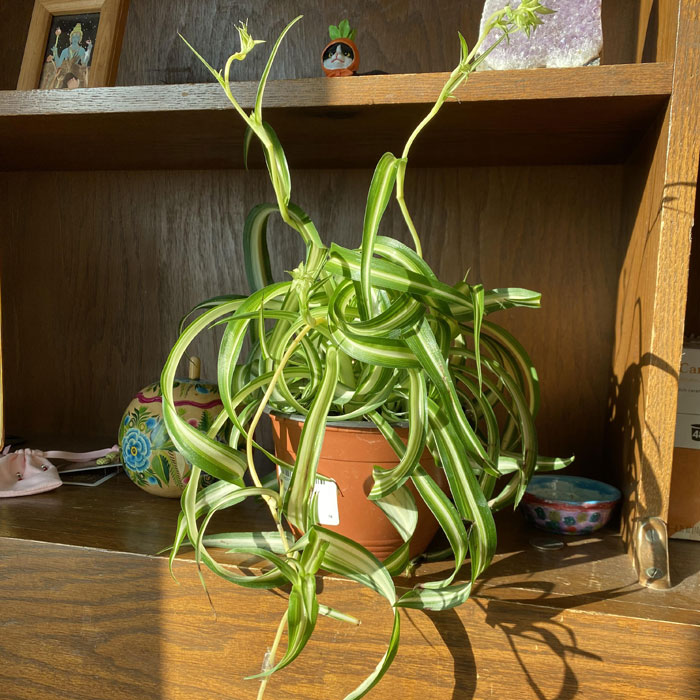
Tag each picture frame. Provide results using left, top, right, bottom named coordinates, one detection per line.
left=17, top=0, right=129, bottom=91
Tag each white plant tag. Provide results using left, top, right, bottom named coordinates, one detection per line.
left=313, top=478, right=340, bottom=526
left=278, top=468, right=340, bottom=526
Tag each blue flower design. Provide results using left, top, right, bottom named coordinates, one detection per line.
left=147, top=476, right=158, bottom=485
left=589, top=512, right=601, bottom=523
left=122, top=428, right=152, bottom=472
left=146, top=417, right=157, bottom=430
left=563, top=516, right=576, bottom=526
left=123, top=415, right=130, bottom=426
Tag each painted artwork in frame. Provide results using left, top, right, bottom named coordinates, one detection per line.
left=39, top=13, right=100, bottom=89
left=17, top=0, right=129, bottom=90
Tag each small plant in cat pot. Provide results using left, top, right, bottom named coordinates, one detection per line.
left=321, top=19, right=359, bottom=76
left=118, top=357, right=223, bottom=497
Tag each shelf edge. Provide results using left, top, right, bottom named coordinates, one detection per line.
left=0, top=63, right=673, bottom=117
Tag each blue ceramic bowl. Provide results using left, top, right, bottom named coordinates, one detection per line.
left=521, top=475, right=622, bottom=535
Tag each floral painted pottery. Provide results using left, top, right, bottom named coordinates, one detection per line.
left=269, top=413, right=448, bottom=560
left=322, top=20, right=359, bottom=77
left=118, top=360, right=223, bottom=498
left=521, top=475, right=622, bottom=535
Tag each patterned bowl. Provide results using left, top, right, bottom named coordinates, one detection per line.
left=521, top=475, right=622, bottom=535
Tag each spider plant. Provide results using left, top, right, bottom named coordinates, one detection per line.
left=162, top=4, right=566, bottom=698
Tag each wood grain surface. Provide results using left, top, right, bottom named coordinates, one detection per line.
left=0, top=64, right=673, bottom=170
left=0, top=0, right=37, bottom=90
left=1, top=466, right=699, bottom=699
left=608, top=0, right=700, bottom=542
left=0, top=532, right=698, bottom=700
left=2, top=63, right=674, bottom=115
left=0, top=0, right=644, bottom=91
left=113, top=0, right=643, bottom=88
left=3, top=471, right=700, bottom=624
left=12, top=0, right=52, bottom=91
left=0, top=164, right=624, bottom=479
left=636, top=0, right=683, bottom=64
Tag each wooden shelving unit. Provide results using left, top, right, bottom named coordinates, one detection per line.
left=0, top=0, right=699, bottom=698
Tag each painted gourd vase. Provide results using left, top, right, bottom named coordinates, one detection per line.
left=322, top=20, right=359, bottom=77
left=118, top=362, right=223, bottom=498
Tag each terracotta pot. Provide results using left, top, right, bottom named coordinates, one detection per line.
left=269, top=413, right=447, bottom=560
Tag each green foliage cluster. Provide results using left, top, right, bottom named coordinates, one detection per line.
left=165, top=5, right=564, bottom=698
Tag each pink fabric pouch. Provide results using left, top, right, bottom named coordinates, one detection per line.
left=0, top=446, right=118, bottom=498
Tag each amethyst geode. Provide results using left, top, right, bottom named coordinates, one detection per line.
left=479, top=0, right=602, bottom=70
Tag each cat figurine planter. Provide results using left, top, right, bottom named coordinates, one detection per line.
left=322, top=20, right=359, bottom=77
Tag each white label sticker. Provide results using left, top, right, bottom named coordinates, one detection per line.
left=674, top=412, right=700, bottom=450
left=313, top=478, right=340, bottom=526
left=278, top=468, right=339, bottom=526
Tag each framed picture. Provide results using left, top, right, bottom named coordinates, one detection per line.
left=17, top=0, right=129, bottom=90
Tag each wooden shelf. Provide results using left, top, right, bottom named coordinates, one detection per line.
left=2, top=469, right=698, bottom=628
left=0, top=63, right=672, bottom=171
left=0, top=470, right=270, bottom=558
left=2, top=471, right=699, bottom=698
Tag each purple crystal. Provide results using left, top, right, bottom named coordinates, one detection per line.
left=479, top=0, right=602, bottom=70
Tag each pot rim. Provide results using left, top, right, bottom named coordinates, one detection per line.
left=521, top=494, right=618, bottom=510
left=524, top=475, right=621, bottom=508
left=265, top=406, right=408, bottom=430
